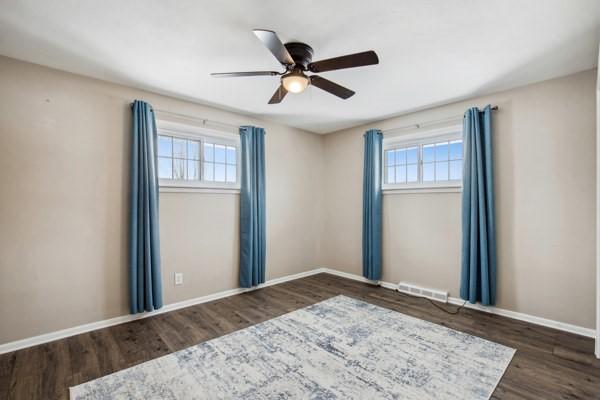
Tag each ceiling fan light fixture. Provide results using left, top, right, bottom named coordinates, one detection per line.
left=211, top=30, right=379, bottom=103
left=282, top=71, right=309, bottom=94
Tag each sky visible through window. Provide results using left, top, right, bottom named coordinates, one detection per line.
left=385, top=139, right=462, bottom=185
left=157, top=135, right=237, bottom=184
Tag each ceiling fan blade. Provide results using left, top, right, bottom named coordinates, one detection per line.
left=310, top=75, right=355, bottom=99
left=253, top=29, right=295, bottom=66
left=308, top=50, right=379, bottom=73
left=268, top=85, right=288, bottom=104
left=210, top=71, right=280, bottom=78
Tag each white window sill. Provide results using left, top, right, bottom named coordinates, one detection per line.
left=159, top=185, right=240, bottom=194
left=383, top=185, right=462, bottom=195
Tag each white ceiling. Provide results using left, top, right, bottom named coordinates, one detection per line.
left=0, top=0, right=599, bottom=133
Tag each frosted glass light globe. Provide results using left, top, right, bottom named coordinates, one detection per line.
left=282, top=72, right=309, bottom=93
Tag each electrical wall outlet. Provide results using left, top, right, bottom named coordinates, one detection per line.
left=174, top=272, right=183, bottom=286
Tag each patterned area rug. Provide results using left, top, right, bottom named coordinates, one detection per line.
left=71, top=295, right=515, bottom=399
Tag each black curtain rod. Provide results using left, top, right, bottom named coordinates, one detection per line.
left=383, top=105, right=499, bottom=135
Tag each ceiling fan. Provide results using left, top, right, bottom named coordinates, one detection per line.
left=211, top=29, right=379, bottom=104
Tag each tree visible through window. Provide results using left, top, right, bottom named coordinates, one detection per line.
left=157, top=133, right=238, bottom=187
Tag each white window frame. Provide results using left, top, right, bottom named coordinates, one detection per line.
left=156, top=119, right=241, bottom=192
left=382, top=124, right=463, bottom=193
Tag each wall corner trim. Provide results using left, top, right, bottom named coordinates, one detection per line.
left=0, top=267, right=596, bottom=355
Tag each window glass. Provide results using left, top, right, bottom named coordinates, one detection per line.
left=187, top=141, right=200, bottom=160
left=203, top=162, right=214, bottom=181
left=387, top=166, right=395, bottom=184
left=435, top=142, right=448, bottom=161
left=406, top=147, right=418, bottom=164
left=173, top=138, right=187, bottom=159
left=226, top=146, right=236, bottom=164
left=214, top=163, right=226, bottom=182
left=187, top=160, right=199, bottom=180
left=407, top=164, right=418, bottom=183
left=158, top=157, right=172, bottom=179
left=396, top=149, right=406, bottom=165
left=173, top=158, right=186, bottom=180
left=204, top=143, right=214, bottom=162
left=395, top=165, right=406, bottom=183
left=383, top=134, right=463, bottom=188
left=226, top=165, right=236, bottom=183
left=423, top=144, right=435, bottom=163
left=435, top=161, right=449, bottom=181
left=450, top=160, right=462, bottom=180
left=423, top=163, right=435, bottom=182
left=157, top=134, right=239, bottom=186
left=214, top=145, right=226, bottom=163
left=158, top=136, right=172, bottom=157
left=386, top=149, right=395, bottom=166
left=450, top=140, right=462, bottom=160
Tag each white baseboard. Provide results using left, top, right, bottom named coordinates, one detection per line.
left=446, top=296, right=596, bottom=338
left=0, top=268, right=324, bottom=355
left=0, top=267, right=596, bottom=355
left=321, top=268, right=596, bottom=339
left=319, top=268, right=397, bottom=290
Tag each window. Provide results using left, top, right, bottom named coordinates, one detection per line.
left=158, top=136, right=201, bottom=180
left=156, top=120, right=240, bottom=190
left=385, top=146, right=419, bottom=184
left=383, top=127, right=463, bottom=191
left=203, top=143, right=237, bottom=183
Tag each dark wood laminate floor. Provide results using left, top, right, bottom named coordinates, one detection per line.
left=1, top=273, right=599, bottom=399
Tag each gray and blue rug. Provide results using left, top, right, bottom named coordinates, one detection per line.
left=71, top=295, right=515, bottom=399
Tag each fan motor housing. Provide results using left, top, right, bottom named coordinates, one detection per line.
left=284, top=42, right=314, bottom=70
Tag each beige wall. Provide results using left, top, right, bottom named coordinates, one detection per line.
left=323, top=69, right=597, bottom=329
left=0, top=56, right=324, bottom=344
left=0, top=55, right=596, bottom=345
